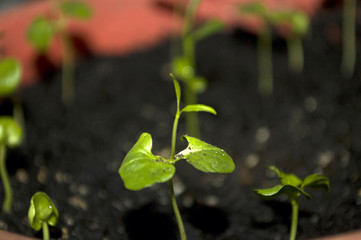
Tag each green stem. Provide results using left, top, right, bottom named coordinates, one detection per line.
left=287, top=35, right=303, bottom=74
left=170, top=110, right=180, bottom=160
left=184, top=84, right=200, bottom=138
left=258, top=26, right=273, bottom=96
left=169, top=179, right=187, bottom=240
left=42, top=222, right=50, bottom=240
left=289, top=198, right=299, bottom=240
left=12, top=94, right=26, bottom=142
left=60, top=26, right=75, bottom=105
left=0, top=143, right=11, bottom=213
left=341, top=0, right=356, bottom=79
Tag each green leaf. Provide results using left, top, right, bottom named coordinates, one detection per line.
left=291, top=11, right=309, bottom=35
left=60, top=1, right=92, bottom=19
left=181, top=104, right=217, bottom=115
left=26, top=16, right=55, bottom=53
left=28, top=192, right=58, bottom=231
left=119, top=133, right=175, bottom=191
left=188, top=76, right=207, bottom=94
left=301, top=174, right=330, bottom=192
left=239, top=1, right=266, bottom=17
left=254, top=184, right=311, bottom=200
left=269, top=165, right=302, bottom=187
left=0, top=117, right=22, bottom=147
left=193, top=19, right=225, bottom=42
left=0, top=58, right=21, bottom=97
left=175, top=135, right=235, bottom=173
left=171, top=56, right=194, bottom=80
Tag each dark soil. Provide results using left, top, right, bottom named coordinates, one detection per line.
left=0, top=6, right=360, bottom=240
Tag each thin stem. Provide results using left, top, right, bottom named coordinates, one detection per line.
left=258, top=26, right=273, bottom=96
left=287, top=35, right=303, bottom=74
left=341, top=0, right=356, bottom=79
left=169, top=179, right=187, bottom=240
left=42, top=221, right=50, bottom=240
left=289, top=198, right=299, bottom=240
left=184, top=84, right=200, bottom=138
left=170, top=110, right=180, bottom=161
left=0, top=143, right=11, bottom=213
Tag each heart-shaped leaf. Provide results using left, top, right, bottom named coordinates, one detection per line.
left=254, top=184, right=311, bottom=200
left=119, top=133, right=175, bottom=191
left=175, top=135, right=234, bottom=173
left=301, top=174, right=330, bottom=192
left=269, top=165, right=302, bottom=187
left=28, top=192, right=58, bottom=231
left=0, top=58, right=21, bottom=97
left=60, top=1, right=92, bottom=19
left=27, top=16, right=55, bottom=53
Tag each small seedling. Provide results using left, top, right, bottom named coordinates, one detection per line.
left=119, top=74, right=235, bottom=240
left=26, top=0, right=92, bottom=105
left=271, top=9, right=310, bottom=74
left=28, top=192, right=59, bottom=240
left=254, top=166, right=330, bottom=240
left=171, top=0, right=224, bottom=137
left=341, top=0, right=356, bottom=78
left=0, top=117, right=22, bottom=213
left=0, top=57, right=26, bottom=137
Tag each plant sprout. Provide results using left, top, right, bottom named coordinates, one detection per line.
left=0, top=57, right=26, bottom=134
left=0, top=117, right=22, bottom=213
left=119, top=74, right=235, bottom=240
left=28, top=192, right=59, bottom=240
left=341, top=0, right=356, bottom=78
left=254, top=166, right=330, bottom=240
left=27, top=0, right=92, bottom=105
left=271, top=9, right=310, bottom=74
left=171, top=0, right=224, bottom=137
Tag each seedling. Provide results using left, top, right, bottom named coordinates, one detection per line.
left=0, top=117, right=22, bottom=213
left=239, top=1, right=274, bottom=96
left=341, top=0, right=356, bottom=78
left=119, top=74, right=235, bottom=240
left=254, top=166, right=330, bottom=240
left=28, top=192, right=59, bottom=240
left=0, top=57, right=25, bottom=133
left=271, top=9, right=310, bottom=74
left=26, top=0, right=92, bottom=105
left=171, top=0, right=224, bottom=137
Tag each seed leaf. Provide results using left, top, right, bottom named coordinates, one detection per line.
left=60, top=1, right=92, bottom=19
left=269, top=165, right=302, bottom=187
left=301, top=174, right=330, bottom=192
left=0, top=117, right=23, bottom=147
left=176, top=135, right=234, bottom=173
left=181, top=104, right=216, bottom=115
left=0, top=58, right=21, bottom=97
left=254, top=184, right=311, bottom=200
left=193, top=19, right=225, bottom=42
left=28, top=192, right=58, bottom=231
left=170, top=74, right=181, bottom=110
left=27, top=16, right=54, bottom=53
left=119, top=133, right=175, bottom=191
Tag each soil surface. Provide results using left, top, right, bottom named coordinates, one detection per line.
left=0, top=5, right=360, bottom=240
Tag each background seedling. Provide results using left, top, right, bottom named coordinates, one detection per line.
left=0, top=117, right=22, bottom=213
left=171, top=0, right=224, bottom=137
left=27, top=0, right=92, bottom=105
left=0, top=57, right=25, bottom=135
left=119, top=74, right=235, bottom=240
left=341, top=0, right=356, bottom=78
left=254, top=166, right=330, bottom=240
left=271, top=9, right=310, bottom=74
left=28, top=192, right=59, bottom=240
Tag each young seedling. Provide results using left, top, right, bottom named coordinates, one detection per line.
left=0, top=57, right=26, bottom=138
left=171, top=0, right=224, bottom=137
left=271, top=9, right=310, bottom=74
left=239, top=1, right=274, bottom=96
left=0, top=117, right=22, bottom=213
left=119, top=74, right=235, bottom=240
left=28, top=192, right=59, bottom=240
left=254, top=166, right=330, bottom=240
left=26, top=0, right=92, bottom=105
left=341, top=0, right=357, bottom=78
